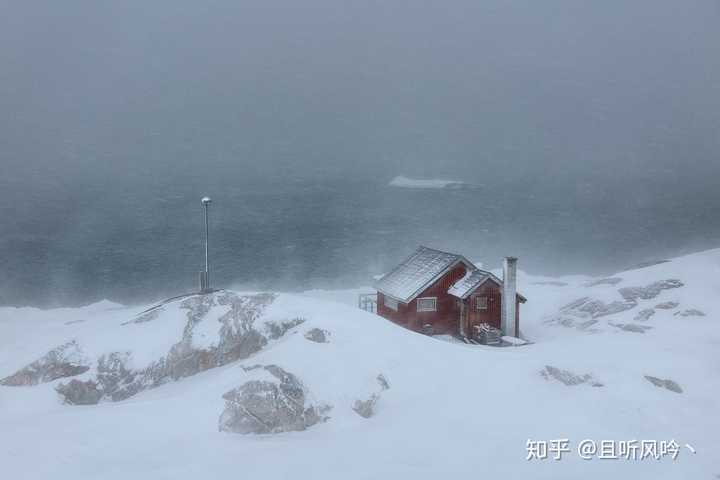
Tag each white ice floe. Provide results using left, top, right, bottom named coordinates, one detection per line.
left=388, top=175, right=467, bottom=189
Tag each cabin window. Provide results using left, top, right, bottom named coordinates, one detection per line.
left=384, top=296, right=399, bottom=311
left=475, top=296, right=488, bottom=311
left=417, top=297, right=437, bottom=312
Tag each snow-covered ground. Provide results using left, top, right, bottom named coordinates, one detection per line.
left=1, top=249, right=719, bottom=479
left=388, top=175, right=469, bottom=189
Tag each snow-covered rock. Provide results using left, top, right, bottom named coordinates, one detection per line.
left=584, top=277, right=622, bottom=287
left=352, top=373, right=390, bottom=419
left=219, top=365, right=330, bottom=434
left=304, top=328, right=330, bottom=343
left=674, top=308, right=706, bottom=317
left=547, top=278, right=685, bottom=330
left=618, top=279, right=684, bottom=302
left=55, top=378, right=104, bottom=405
left=540, top=365, right=603, bottom=387
left=352, top=393, right=379, bottom=418
left=609, top=322, right=653, bottom=333
left=0, top=340, right=89, bottom=386
left=644, top=375, right=683, bottom=393
left=634, top=308, right=656, bottom=321
left=3, top=291, right=305, bottom=404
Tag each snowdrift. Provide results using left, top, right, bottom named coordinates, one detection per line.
left=1, top=249, right=719, bottom=479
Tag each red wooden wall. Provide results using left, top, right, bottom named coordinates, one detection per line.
left=377, top=265, right=523, bottom=337
left=377, top=264, right=467, bottom=334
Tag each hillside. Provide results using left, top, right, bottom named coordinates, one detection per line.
left=1, top=249, right=719, bottom=479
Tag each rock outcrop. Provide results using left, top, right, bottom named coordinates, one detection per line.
left=3, top=291, right=306, bottom=405
left=55, top=379, right=103, bottom=405
left=585, top=277, right=623, bottom=287
left=547, top=279, right=685, bottom=329
left=0, top=341, right=89, bottom=386
left=618, top=279, right=684, bottom=302
left=219, top=365, right=330, bottom=434
left=376, top=373, right=390, bottom=391
left=548, top=297, right=635, bottom=328
left=634, top=309, right=656, bottom=322
left=352, top=373, right=391, bottom=419
left=610, top=323, right=653, bottom=333
left=353, top=394, right=379, bottom=418
left=304, top=328, right=330, bottom=343
left=540, top=366, right=603, bottom=387
left=674, top=309, right=705, bottom=317
left=644, top=375, right=683, bottom=393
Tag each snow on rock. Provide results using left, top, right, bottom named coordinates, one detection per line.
left=548, top=297, right=634, bottom=329
left=304, top=328, right=330, bottom=343
left=352, top=393, right=379, bottom=418
left=540, top=365, right=604, bottom=387
left=352, top=373, right=391, bottom=419
left=634, top=308, right=656, bottom=321
left=0, top=340, right=89, bottom=386
left=55, top=378, right=104, bottom=405
left=655, top=301, right=679, bottom=310
left=618, top=279, right=684, bottom=302
left=4, top=291, right=306, bottom=404
left=609, top=322, right=653, bottom=333
left=674, top=308, right=706, bottom=317
left=584, top=277, right=623, bottom=287
left=218, top=364, right=331, bottom=434
left=644, top=375, right=683, bottom=394
left=376, top=373, right=390, bottom=390
left=547, top=279, right=685, bottom=330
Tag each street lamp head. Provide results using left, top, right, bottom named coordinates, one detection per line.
left=201, top=196, right=212, bottom=206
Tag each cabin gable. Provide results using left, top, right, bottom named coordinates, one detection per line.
left=405, top=263, right=467, bottom=334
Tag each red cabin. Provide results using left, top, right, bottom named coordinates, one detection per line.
left=374, top=246, right=526, bottom=339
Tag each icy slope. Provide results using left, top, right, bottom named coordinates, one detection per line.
left=1, top=249, right=719, bottom=479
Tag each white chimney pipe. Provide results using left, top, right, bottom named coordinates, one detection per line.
left=501, top=257, right=518, bottom=337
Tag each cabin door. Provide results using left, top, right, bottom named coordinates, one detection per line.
left=467, top=291, right=501, bottom=332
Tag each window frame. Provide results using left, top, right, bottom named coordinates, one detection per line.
left=417, top=296, right=438, bottom=312
left=384, top=296, right=399, bottom=311
left=475, top=296, right=488, bottom=311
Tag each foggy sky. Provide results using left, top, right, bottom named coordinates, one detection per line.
left=2, top=0, right=719, bottom=306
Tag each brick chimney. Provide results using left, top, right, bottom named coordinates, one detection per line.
left=501, top=257, right=518, bottom=337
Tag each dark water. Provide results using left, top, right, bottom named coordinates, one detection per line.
left=2, top=1, right=719, bottom=307
left=3, top=172, right=719, bottom=307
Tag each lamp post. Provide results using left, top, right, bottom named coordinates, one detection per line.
left=201, top=196, right=212, bottom=292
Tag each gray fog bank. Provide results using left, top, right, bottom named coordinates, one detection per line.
left=1, top=1, right=719, bottom=306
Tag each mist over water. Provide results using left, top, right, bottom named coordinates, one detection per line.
left=2, top=0, right=719, bottom=306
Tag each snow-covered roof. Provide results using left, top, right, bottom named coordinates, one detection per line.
left=376, top=246, right=527, bottom=303
left=374, top=246, right=473, bottom=303
left=447, top=269, right=492, bottom=299
left=447, top=269, right=526, bottom=301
